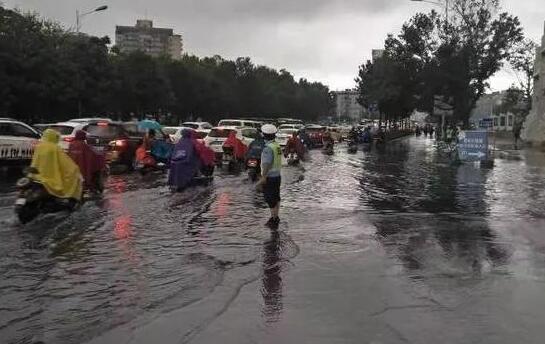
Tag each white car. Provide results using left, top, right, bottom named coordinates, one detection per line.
left=162, top=126, right=194, bottom=143
left=47, top=122, right=87, bottom=150
left=217, top=119, right=263, bottom=129
left=0, top=118, right=41, bottom=166
left=204, top=126, right=259, bottom=155
left=181, top=122, right=213, bottom=138
left=278, top=124, right=304, bottom=131
left=68, top=117, right=112, bottom=124
left=276, top=128, right=298, bottom=147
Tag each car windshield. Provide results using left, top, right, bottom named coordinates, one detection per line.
left=182, top=123, right=199, bottom=129
left=86, top=124, right=122, bottom=138
left=48, top=125, right=75, bottom=135
left=306, top=127, right=324, bottom=133
left=218, top=121, right=242, bottom=127
left=122, top=123, right=143, bottom=136
left=209, top=128, right=234, bottom=138
left=242, top=128, right=259, bottom=139
left=279, top=129, right=296, bottom=135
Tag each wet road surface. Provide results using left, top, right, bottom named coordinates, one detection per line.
left=2, top=136, right=545, bottom=344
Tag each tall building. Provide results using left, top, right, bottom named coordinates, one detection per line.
left=334, top=90, right=366, bottom=122
left=115, top=20, right=183, bottom=59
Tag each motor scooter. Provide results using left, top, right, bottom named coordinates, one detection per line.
left=14, top=167, right=80, bottom=224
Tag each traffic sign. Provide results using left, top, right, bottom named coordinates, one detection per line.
left=458, top=130, right=489, bottom=162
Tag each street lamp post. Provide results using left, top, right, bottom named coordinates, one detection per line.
left=76, top=5, right=108, bottom=34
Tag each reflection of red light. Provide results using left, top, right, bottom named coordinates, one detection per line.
left=115, top=215, right=132, bottom=239
left=215, top=192, right=231, bottom=218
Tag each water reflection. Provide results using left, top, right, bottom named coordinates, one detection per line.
left=261, top=229, right=283, bottom=323
left=360, top=139, right=510, bottom=279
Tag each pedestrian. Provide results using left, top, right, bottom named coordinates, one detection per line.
left=257, top=124, right=282, bottom=229
left=513, top=121, right=522, bottom=149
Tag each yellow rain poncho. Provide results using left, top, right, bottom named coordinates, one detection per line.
left=30, top=129, right=83, bottom=200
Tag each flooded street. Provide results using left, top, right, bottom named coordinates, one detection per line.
left=2, top=136, right=545, bottom=344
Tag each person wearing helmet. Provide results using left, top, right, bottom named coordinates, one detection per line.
left=258, top=124, right=282, bottom=229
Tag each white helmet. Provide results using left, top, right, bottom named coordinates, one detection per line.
left=261, top=124, right=278, bottom=135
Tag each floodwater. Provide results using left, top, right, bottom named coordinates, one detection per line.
left=1, top=136, right=545, bottom=344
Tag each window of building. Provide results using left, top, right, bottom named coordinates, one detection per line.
left=500, top=116, right=506, bottom=126
left=508, top=115, right=514, bottom=126
left=493, top=118, right=498, bottom=126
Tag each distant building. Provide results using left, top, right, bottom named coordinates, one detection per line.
left=470, top=91, right=515, bottom=131
left=334, top=90, right=366, bottom=122
left=372, top=49, right=385, bottom=63
left=115, top=20, right=183, bottom=59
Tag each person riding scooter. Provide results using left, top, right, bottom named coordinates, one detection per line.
left=284, top=132, right=305, bottom=162
left=322, top=129, right=335, bottom=154
left=29, top=129, right=83, bottom=201
left=347, top=127, right=358, bottom=143
left=135, top=139, right=158, bottom=172
left=361, top=126, right=372, bottom=144
left=222, top=131, right=247, bottom=170
left=168, top=129, right=201, bottom=191
left=15, top=129, right=83, bottom=223
left=191, top=130, right=215, bottom=176
left=298, top=128, right=312, bottom=150
left=68, top=130, right=106, bottom=194
left=246, top=131, right=266, bottom=181
left=150, top=132, right=174, bottom=165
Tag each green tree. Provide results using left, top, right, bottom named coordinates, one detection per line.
left=357, top=0, right=524, bottom=127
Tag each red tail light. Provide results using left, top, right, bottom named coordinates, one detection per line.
left=63, top=136, right=75, bottom=142
left=248, top=159, right=258, bottom=167
left=109, top=139, right=128, bottom=151
left=115, top=139, right=128, bottom=148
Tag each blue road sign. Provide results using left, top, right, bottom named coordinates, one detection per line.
left=458, top=130, right=489, bottom=162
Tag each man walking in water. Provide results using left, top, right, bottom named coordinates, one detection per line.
left=258, top=124, right=282, bottom=229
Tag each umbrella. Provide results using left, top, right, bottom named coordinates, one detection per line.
left=138, top=119, right=162, bottom=132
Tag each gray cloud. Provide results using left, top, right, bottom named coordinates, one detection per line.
left=3, top=0, right=545, bottom=90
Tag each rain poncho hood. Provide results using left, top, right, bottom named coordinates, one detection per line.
left=31, top=129, right=83, bottom=200
left=223, top=131, right=247, bottom=160
left=247, top=135, right=265, bottom=159
left=168, top=132, right=200, bottom=189
left=68, top=130, right=105, bottom=191
left=151, top=140, right=174, bottom=163
left=191, top=131, right=215, bottom=166
left=136, top=145, right=156, bottom=167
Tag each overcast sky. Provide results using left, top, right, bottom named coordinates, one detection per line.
left=3, top=0, right=545, bottom=91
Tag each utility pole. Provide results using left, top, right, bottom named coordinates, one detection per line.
left=74, top=5, right=108, bottom=116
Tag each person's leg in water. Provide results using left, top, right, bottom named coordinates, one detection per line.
left=264, top=177, right=281, bottom=228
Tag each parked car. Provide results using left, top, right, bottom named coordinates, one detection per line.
left=46, top=122, right=87, bottom=150
left=277, top=118, right=304, bottom=127
left=279, top=124, right=304, bottom=131
left=204, top=126, right=259, bottom=160
left=181, top=122, right=213, bottom=138
left=217, top=119, right=263, bottom=129
left=276, top=128, right=298, bottom=147
left=68, top=117, right=112, bottom=124
left=33, top=123, right=53, bottom=133
left=0, top=118, right=41, bottom=167
left=305, top=124, right=326, bottom=147
left=84, top=122, right=140, bottom=168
